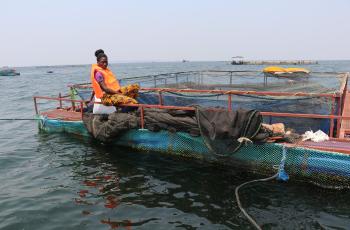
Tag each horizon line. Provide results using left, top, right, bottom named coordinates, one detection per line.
left=9, top=59, right=350, bottom=68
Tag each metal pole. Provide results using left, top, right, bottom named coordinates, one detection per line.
left=140, top=106, right=145, bottom=129
left=228, top=94, right=232, bottom=111
left=80, top=101, right=84, bottom=119
left=158, top=91, right=163, bottom=105
left=329, top=96, right=336, bottom=137
left=34, top=97, right=38, bottom=115
left=59, top=93, right=62, bottom=109
left=336, top=96, right=342, bottom=137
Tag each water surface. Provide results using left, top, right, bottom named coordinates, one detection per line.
left=1, top=61, right=350, bottom=229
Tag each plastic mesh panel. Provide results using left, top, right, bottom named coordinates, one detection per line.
left=38, top=116, right=89, bottom=136
left=113, top=129, right=350, bottom=189
left=115, top=129, right=213, bottom=160
left=38, top=117, right=350, bottom=188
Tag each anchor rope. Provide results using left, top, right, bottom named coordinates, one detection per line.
left=0, top=118, right=39, bottom=121
left=235, top=146, right=288, bottom=230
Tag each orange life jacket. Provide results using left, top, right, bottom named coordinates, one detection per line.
left=90, top=64, right=121, bottom=99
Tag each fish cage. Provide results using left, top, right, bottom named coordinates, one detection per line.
left=70, top=70, right=348, bottom=137
left=33, top=69, right=350, bottom=189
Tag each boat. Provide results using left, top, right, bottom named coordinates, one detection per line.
left=0, top=67, right=20, bottom=76
left=263, top=66, right=310, bottom=78
left=34, top=70, right=350, bottom=188
left=231, top=56, right=244, bottom=65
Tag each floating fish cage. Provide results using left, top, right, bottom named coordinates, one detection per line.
left=72, top=70, right=348, bottom=135
left=33, top=70, right=350, bottom=189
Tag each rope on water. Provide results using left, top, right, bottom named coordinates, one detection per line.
left=235, top=146, right=289, bottom=230
left=235, top=173, right=278, bottom=230
left=0, top=118, right=40, bottom=121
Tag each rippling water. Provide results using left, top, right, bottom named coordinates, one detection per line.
left=1, top=61, right=350, bottom=229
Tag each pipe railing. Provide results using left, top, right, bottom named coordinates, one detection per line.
left=33, top=96, right=350, bottom=122
left=69, top=70, right=348, bottom=90
left=67, top=84, right=342, bottom=98
left=34, top=72, right=349, bottom=137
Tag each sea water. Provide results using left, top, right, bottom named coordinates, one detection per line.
left=0, top=61, right=350, bottom=229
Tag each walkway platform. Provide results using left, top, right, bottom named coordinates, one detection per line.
left=41, top=109, right=82, bottom=121
left=298, top=140, right=350, bottom=155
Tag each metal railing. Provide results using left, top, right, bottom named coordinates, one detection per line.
left=34, top=89, right=350, bottom=138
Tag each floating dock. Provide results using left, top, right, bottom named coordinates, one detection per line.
left=231, top=60, right=318, bottom=65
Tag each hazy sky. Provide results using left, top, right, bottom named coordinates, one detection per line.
left=1, top=0, right=349, bottom=66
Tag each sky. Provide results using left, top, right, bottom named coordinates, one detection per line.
left=0, top=0, right=350, bottom=66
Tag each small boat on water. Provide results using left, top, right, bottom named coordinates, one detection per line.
left=0, top=67, right=20, bottom=76
left=263, top=66, right=310, bottom=78
left=34, top=70, right=350, bottom=188
left=231, top=56, right=244, bottom=65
